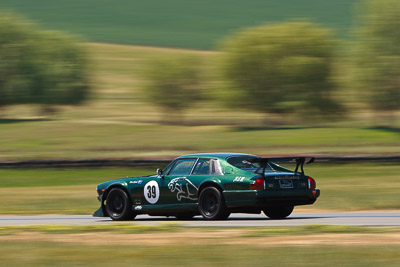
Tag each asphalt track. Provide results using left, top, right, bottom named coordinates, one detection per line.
left=1, top=211, right=400, bottom=227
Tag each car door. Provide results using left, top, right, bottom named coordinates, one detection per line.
left=159, top=158, right=198, bottom=205
left=171, top=158, right=222, bottom=204
left=181, top=158, right=211, bottom=203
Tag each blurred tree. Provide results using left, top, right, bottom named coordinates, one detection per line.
left=220, top=22, right=341, bottom=121
left=143, top=56, right=203, bottom=123
left=27, top=31, right=90, bottom=115
left=354, top=0, right=400, bottom=122
left=0, top=13, right=34, bottom=113
left=0, top=12, right=89, bottom=116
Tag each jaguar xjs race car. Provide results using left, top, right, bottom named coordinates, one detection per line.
left=93, top=153, right=320, bottom=220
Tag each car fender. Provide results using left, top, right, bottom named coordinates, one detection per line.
left=98, top=181, right=130, bottom=215
left=198, top=178, right=224, bottom=194
left=103, top=181, right=129, bottom=197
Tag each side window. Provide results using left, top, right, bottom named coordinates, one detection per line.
left=210, top=159, right=223, bottom=175
left=169, top=159, right=197, bottom=176
left=192, top=159, right=210, bottom=175
left=162, top=161, right=175, bottom=175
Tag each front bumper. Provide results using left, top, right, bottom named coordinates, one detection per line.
left=92, top=194, right=106, bottom=217
left=92, top=206, right=105, bottom=217
left=224, top=189, right=320, bottom=208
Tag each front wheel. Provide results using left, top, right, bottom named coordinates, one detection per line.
left=198, top=187, right=230, bottom=220
left=105, top=188, right=136, bottom=221
left=263, top=206, right=294, bottom=219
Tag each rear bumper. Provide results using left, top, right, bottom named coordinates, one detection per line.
left=224, top=189, right=320, bottom=208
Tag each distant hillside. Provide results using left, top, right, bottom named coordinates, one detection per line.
left=0, top=0, right=357, bottom=49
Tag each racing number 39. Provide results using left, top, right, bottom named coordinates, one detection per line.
left=144, top=180, right=160, bottom=204
left=147, top=185, right=157, bottom=199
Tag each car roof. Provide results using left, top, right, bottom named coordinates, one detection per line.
left=177, top=153, right=259, bottom=161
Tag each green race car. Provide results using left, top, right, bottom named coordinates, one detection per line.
left=93, top=153, right=320, bottom=220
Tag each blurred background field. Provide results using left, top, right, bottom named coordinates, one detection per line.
left=0, top=42, right=399, bottom=160
left=0, top=0, right=355, bottom=49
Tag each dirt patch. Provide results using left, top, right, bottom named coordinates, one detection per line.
left=0, top=229, right=246, bottom=246
left=230, top=233, right=400, bottom=247
left=2, top=230, right=400, bottom=247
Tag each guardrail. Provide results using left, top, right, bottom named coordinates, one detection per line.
left=0, top=156, right=399, bottom=168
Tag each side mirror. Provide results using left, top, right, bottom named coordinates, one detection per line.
left=156, top=168, right=163, bottom=178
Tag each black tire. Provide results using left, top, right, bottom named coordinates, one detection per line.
left=198, top=187, right=230, bottom=220
left=105, top=188, right=136, bottom=221
left=175, top=213, right=195, bottom=220
left=263, top=206, right=294, bottom=219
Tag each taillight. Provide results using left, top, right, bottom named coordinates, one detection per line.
left=308, top=177, right=316, bottom=189
left=250, top=177, right=265, bottom=190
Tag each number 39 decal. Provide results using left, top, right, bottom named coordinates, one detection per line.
left=144, top=180, right=160, bottom=204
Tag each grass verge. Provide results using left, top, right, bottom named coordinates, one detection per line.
left=1, top=123, right=400, bottom=160
left=1, top=225, right=400, bottom=266
left=0, top=224, right=398, bottom=236
left=0, top=223, right=179, bottom=235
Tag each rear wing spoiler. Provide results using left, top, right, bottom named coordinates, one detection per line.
left=249, top=157, right=315, bottom=175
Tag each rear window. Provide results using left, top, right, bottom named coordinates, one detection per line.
left=227, top=156, right=260, bottom=169
left=227, top=156, right=275, bottom=172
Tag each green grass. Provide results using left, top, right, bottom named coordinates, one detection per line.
left=0, top=0, right=356, bottom=49
left=0, top=224, right=395, bottom=236
left=0, top=167, right=157, bottom=215
left=1, top=163, right=400, bottom=215
left=1, top=241, right=400, bottom=266
left=0, top=224, right=179, bottom=235
left=1, top=122, right=400, bottom=160
left=0, top=168, right=155, bottom=187
left=0, top=185, right=98, bottom=215
left=1, top=225, right=400, bottom=266
left=306, top=163, right=400, bottom=210
left=243, top=224, right=395, bottom=237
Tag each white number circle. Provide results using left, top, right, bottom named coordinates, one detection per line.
left=144, top=180, right=160, bottom=204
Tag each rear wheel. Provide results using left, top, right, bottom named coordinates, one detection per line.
left=105, top=188, right=136, bottom=221
left=198, top=187, right=230, bottom=220
left=263, top=206, right=294, bottom=219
